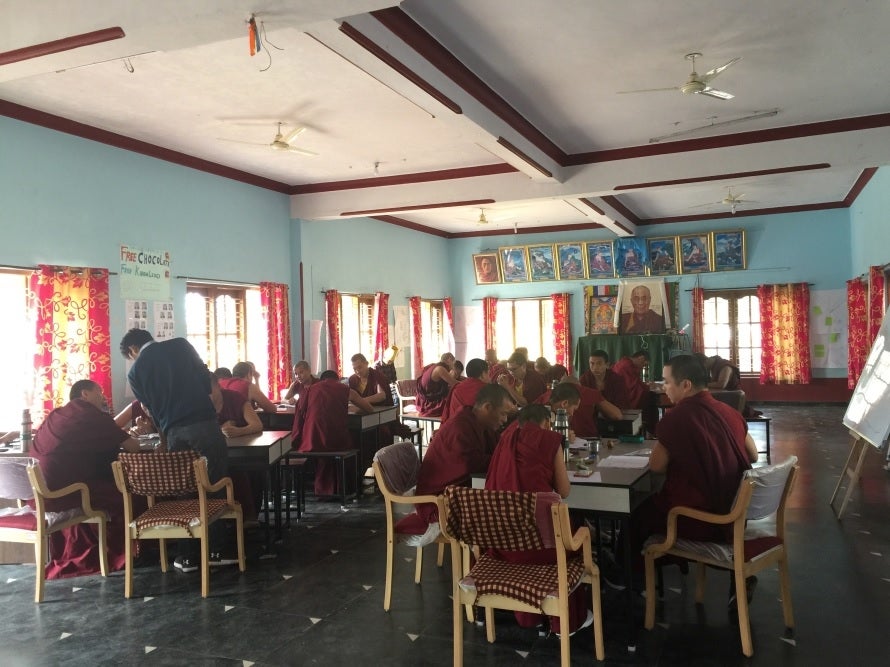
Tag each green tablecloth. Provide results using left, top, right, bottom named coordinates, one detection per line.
left=574, top=334, right=673, bottom=380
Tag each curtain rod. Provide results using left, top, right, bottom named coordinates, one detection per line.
left=472, top=295, right=568, bottom=302
left=1, top=264, right=117, bottom=275
left=177, top=276, right=258, bottom=287
left=684, top=283, right=814, bottom=292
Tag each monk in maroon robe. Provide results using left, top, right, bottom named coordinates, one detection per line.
left=415, top=353, right=458, bottom=416
left=486, top=404, right=588, bottom=634
left=284, top=360, right=318, bottom=404
left=535, top=378, right=621, bottom=438
left=291, top=372, right=374, bottom=496
left=496, top=352, right=547, bottom=407
left=440, top=358, right=489, bottom=423
left=699, top=353, right=762, bottom=418
left=30, top=380, right=141, bottom=579
left=221, top=361, right=278, bottom=413
left=579, top=350, right=627, bottom=407
left=348, top=352, right=408, bottom=450
left=395, top=385, right=513, bottom=534
left=612, top=351, right=660, bottom=434
left=644, top=355, right=758, bottom=544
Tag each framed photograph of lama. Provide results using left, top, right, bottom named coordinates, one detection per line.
left=472, top=252, right=501, bottom=284
left=527, top=244, right=557, bottom=282
left=646, top=236, right=679, bottom=276
left=712, top=230, right=747, bottom=271
left=585, top=241, right=615, bottom=279
left=499, top=245, right=530, bottom=283
left=679, top=234, right=712, bottom=274
left=615, top=237, right=648, bottom=278
left=556, top=242, right=586, bottom=280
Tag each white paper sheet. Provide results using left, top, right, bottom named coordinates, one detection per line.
left=595, top=455, right=650, bottom=469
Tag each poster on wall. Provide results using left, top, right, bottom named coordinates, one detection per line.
left=153, top=301, right=175, bottom=341
left=120, top=245, right=172, bottom=300
left=125, top=300, right=148, bottom=331
left=810, top=289, right=848, bottom=368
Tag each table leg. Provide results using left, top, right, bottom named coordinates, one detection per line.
left=621, top=517, right=637, bottom=652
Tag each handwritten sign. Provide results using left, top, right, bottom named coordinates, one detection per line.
left=120, top=245, right=171, bottom=300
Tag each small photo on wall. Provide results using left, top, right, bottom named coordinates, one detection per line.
left=499, top=246, right=530, bottom=283
left=615, top=237, right=648, bottom=277
left=712, top=230, right=747, bottom=271
left=679, top=234, right=712, bottom=273
left=585, top=241, right=615, bottom=278
left=647, top=236, right=678, bottom=275
left=589, top=296, right=618, bottom=334
left=556, top=242, right=586, bottom=280
left=473, top=252, right=502, bottom=284
left=527, top=244, right=557, bottom=281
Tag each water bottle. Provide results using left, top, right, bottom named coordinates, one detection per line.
left=641, top=364, right=650, bottom=384
left=553, top=408, right=570, bottom=464
left=21, top=409, right=32, bottom=452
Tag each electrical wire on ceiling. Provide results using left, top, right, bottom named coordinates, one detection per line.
left=247, top=15, right=283, bottom=72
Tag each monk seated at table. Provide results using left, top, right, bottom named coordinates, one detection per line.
left=220, top=361, right=278, bottom=414
left=395, top=384, right=513, bottom=542
left=697, top=353, right=763, bottom=419
left=535, top=378, right=622, bottom=438
left=292, top=370, right=375, bottom=497
left=485, top=403, right=593, bottom=636
left=113, top=399, right=156, bottom=436
left=30, top=380, right=141, bottom=578
left=210, top=372, right=263, bottom=521
left=440, top=358, right=490, bottom=424
left=495, top=351, right=548, bottom=408
left=284, top=360, right=318, bottom=405
left=611, top=350, right=660, bottom=435
left=415, top=353, right=459, bottom=416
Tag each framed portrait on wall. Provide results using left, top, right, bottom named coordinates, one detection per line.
left=614, top=237, right=648, bottom=277
left=556, top=242, right=586, bottom=280
left=499, top=245, right=530, bottom=283
left=712, top=230, right=747, bottom=271
left=527, top=244, right=557, bottom=281
left=588, top=295, right=618, bottom=334
left=617, top=279, right=669, bottom=334
left=472, top=252, right=501, bottom=284
left=585, top=241, right=615, bottom=278
left=679, top=234, right=712, bottom=274
left=646, top=236, right=679, bottom=275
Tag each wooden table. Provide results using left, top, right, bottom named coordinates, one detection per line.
left=226, top=430, right=292, bottom=543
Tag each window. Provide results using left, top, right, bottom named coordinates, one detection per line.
left=495, top=298, right=555, bottom=362
left=420, top=299, right=447, bottom=366
left=185, top=284, right=267, bottom=380
left=339, top=293, right=375, bottom=361
left=702, top=290, right=761, bottom=373
left=0, top=270, right=36, bottom=427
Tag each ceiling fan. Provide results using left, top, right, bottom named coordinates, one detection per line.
left=619, top=52, right=741, bottom=100
left=218, top=122, right=317, bottom=156
left=690, top=187, right=759, bottom=215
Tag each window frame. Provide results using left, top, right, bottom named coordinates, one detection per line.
left=495, top=297, right=555, bottom=362
left=339, top=293, right=376, bottom=362
left=419, top=298, right=447, bottom=366
left=185, top=283, right=248, bottom=370
left=702, top=288, right=761, bottom=375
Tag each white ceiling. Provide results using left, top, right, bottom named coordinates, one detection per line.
left=2, top=0, right=889, bottom=236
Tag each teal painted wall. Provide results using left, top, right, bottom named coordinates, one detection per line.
left=850, top=167, right=890, bottom=274
left=0, top=116, right=293, bottom=410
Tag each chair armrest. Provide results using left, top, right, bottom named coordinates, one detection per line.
left=43, top=481, right=100, bottom=516
left=203, top=475, right=235, bottom=503
left=389, top=492, right=440, bottom=506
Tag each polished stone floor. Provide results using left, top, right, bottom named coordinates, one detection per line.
left=1, top=405, right=889, bottom=666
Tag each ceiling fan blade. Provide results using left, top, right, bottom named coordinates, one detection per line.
left=617, top=86, right=680, bottom=94
left=700, top=57, right=741, bottom=83
left=285, top=146, right=318, bottom=157
left=688, top=201, right=724, bottom=209
left=698, top=87, right=734, bottom=100
left=217, top=137, right=266, bottom=147
left=282, top=126, right=306, bottom=144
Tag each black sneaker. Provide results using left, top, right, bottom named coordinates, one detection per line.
left=209, top=552, right=239, bottom=567
left=173, top=555, right=198, bottom=573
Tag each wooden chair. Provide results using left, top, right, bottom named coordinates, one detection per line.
left=439, top=486, right=605, bottom=666
left=643, top=456, right=799, bottom=657
left=710, top=389, right=747, bottom=413
left=372, top=441, right=448, bottom=611
left=112, top=451, right=245, bottom=599
left=0, top=457, right=108, bottom=603
left=394, top=379, right=419, bottom=418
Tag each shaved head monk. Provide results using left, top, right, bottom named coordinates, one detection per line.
left=284, top=360, right=317, bottom=404
left=293, top=370, right=375, bottom=496
left=220, top=361, right=278, bottom=414
left=440, top=358, right=490, bottom=424
left=396, top=384, right=514, bottom=535
left=496, top=351, right=547, bottom=407
left=415, top=352, right=459, bottom=416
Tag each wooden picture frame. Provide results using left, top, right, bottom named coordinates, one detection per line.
left=712, top=230, right=747, bottom=271
left=527, top=244, right=557, bottom=281
left=615, top=237, right=648, bottom=277
left=585, top=241, right=615, bottom=279
left=499, top=245, right=530, bottom=283
left=679, top=233, right=712, bottom=274
left=646, top=236, right=679, bottom=276
left=555, top=242, right=586, bottom=280
left=472, top=252, right=502, bottom=284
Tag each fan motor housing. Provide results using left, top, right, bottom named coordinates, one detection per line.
left=681, top=80, right=706, bottom=95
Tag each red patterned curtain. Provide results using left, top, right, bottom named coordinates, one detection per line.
left=443, top=296, right=454, bottom=340
left=691, top=287, right=705, bottom=353
left=847, top=277, right=868, bottom=388
left=551, top=293, right=571, bottom=368
left=482, top=297, right=498, bottom=352
left=325, top=289, right=342, bottom=377
left=408, top=296, right=423, bottom=376
left=868, top=265, right=885, bottom=343
left=373, top=291, right=389, bottom=362
left=758, top=283, right=810, bottom=384
left=259, top=282, right=291, bottom=400
left=30, top=265, right=111, bottom=420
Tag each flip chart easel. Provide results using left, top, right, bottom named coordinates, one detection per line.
left=831, top=316, right=890, bottom=518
